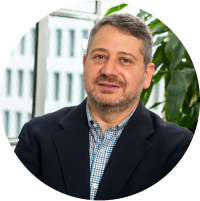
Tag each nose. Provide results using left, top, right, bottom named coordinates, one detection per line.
left=100, top=58, right=119, bottom=77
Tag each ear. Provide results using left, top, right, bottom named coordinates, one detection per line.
left=82, top=54, right=87, bottom=78
left=143, top=63, right=155, bottom=89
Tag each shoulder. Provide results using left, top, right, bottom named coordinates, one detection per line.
left=27, top=106, right=75, bottom=138
left=149, top=110, right=193, bottom=146
left=30, top=106, right=75, bottom=125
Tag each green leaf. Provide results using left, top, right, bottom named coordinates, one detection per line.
left=140, top=82, right=153, bottom=105
left=164, top=71, right=171, bottom=90
left=149, top=101, right=165, bottom=109
left=153, top=36, right=167, bottom=46
left=137, top=10, right=150, bottom=18
left=148, top=18, right=160, bottom=26
left=179, top=113, right=195, bottom=130
left=166, top=68, right=195, bottom=121
left=151, top=24, right=169, bottom=35
left=104, top=3, right=128, bottom=16
left=144, top=14, right=153, bottom=21
left=164, top=32, right=179, bottom=62
left=152, top=46, right=162, bottom=63
left=176, top=111, right=184, bottom=125
left=196, top=102, right=200, bottom=115
left=153, top=64, right=167, bottom=84
left=194, top=102, right=200, bottom=116
left=154, top=60, right=162, bottom=70
left=162, top=104, right=167, bottom=113
left=182, top=84, right=194, bottom=113
left=176, top=61, right=194, bottom=70
left=183, top=50, right=193, bottom=63
left=187, top=101, right=199, bottom=117
left=179, top=103, right=196, bottom=129
left=148, top=20, right=163, bottom=29
left=169, top=41, right=186, bottom=78
left=161, top=42, right=170, bottom=67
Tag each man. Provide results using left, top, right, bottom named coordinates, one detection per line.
left=15, top=14, right=193, bottom=200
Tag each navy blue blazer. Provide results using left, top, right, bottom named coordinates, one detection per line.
left=15, top=99, right=193, bottom=200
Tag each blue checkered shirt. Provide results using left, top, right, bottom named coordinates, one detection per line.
left=86, top=102, right=136, bottom=200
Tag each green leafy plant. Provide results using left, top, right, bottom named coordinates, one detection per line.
left=104, top=6, right=199, bottom=133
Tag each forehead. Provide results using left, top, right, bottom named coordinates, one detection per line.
left=89, top=25, right=144, bottom=56
left=92, top=25, right=134, bottom=42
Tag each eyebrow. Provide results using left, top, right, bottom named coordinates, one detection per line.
left=90, top=48, right=137, bottom=61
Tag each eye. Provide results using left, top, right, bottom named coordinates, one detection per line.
left=95, top=55, right=106, bottom=59
left=120, top=58, right=132, bottom=64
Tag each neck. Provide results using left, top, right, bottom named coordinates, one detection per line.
left=87, top=98, right=139, bottom=135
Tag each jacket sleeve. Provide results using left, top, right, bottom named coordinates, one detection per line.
left=15, top=123, right=40, bottom=178
left=161, top=134, right=193, bottom=178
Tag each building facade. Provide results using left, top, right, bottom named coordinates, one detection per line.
left=0, top=1, right=164, bottom=142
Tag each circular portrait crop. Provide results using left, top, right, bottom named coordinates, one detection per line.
left=0, top=1, right=199, bottom=201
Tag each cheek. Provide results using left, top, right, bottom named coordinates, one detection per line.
left=84, top=67, right=98, bottom=82
left=121, top=70, right=144, bottom=89
left=120, top=70, right=135, bottom=86
left=84, top=69, right=94, bottom=82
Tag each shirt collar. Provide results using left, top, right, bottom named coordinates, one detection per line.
left=86, top=101, right=137, bottom=131
left=86, top=101, right=94, bottom=128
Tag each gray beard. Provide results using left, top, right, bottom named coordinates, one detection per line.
left=84, top=75, right=145, bottom=113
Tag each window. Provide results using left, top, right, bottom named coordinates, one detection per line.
left=20, top=35, right=25, bottom=55
left=1, top=25, right=35, bottom=143
left=69, top=30, right=75, bottom=57
left=153, top=84, right=160, bottom=103
left=56, top=29, right=62, bottom=56
left=30, top=70, right=34, bottom=97
left=4, top=110, right=10, bottom=137
left=45, top=16, right=94, bottom=114
left=82, top=30, right=88, bottom=54
left=62, top=1, right=96, bottom=13
left=54, top=72, right=60, bottom=100
left=48, top=29, right=50, bottom=56
left=0, top=2, right=159, bottom=149
left=6, top=69, right=12, bottom=96
left=32, top=28, right=36, bottom=55
left=1, top=27, right=36, bottom=143
left=45, top=72, right=48, bottom=100
left=80, top=74, right=86, bottom=101
left=67, top=73, right=73, bottom=102
left=28, top=113, right=32, bottom=121
left=16, top=112, right=22, bottom=135
left=18, top=70, right=24, bottom=97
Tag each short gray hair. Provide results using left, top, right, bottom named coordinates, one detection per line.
left=86, top=13, right=153, bottom=68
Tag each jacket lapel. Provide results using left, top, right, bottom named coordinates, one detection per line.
left=53, top=99, right=90, bottom=199
left=95, top=101, right=154, bottom=200
left=52, top=99, right=154, bottom=200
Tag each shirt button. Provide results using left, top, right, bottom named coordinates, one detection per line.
left=100, top=148, right=104, bottom=153
left=91, top=183, right=98, bottom=189
left=93, top=123, right=97, bottom=128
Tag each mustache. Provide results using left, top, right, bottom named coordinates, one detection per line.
left=93, top=75, right=127, bottom=88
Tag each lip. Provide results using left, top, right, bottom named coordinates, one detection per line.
left=99, top=82, right=119, bottom=87
left=98, top=82, right=120, bottom=90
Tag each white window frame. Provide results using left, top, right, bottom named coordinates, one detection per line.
left=9, top=1, right=102, bottom=146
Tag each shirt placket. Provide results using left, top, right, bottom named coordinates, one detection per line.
left=90, top=125, right=110, bottom=199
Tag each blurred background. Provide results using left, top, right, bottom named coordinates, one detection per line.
left=0, top=1, right=198, bottom=149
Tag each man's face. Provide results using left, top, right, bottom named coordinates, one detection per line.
left=83, top=25, right=154, bottom=113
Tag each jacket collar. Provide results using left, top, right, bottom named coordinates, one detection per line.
left=53, top=99, right=154, bottom=200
